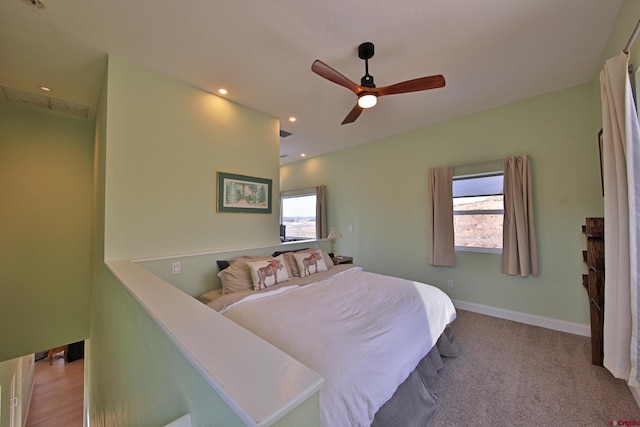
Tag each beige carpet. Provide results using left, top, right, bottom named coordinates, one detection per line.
left=431, top=310, right=640, bottom=426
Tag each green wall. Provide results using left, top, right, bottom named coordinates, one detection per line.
left=102, top=57, right=281, bottom=261
left=281, top=83, right=602, bottom=325
left=0, top=101, right=93, bottom=362
left=88, top=266, right=248, bottom=427
left=140, top=240, right=328, bottom=297
left=87, top=56, right=294, bottom=426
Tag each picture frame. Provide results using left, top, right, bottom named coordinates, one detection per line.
left=598, top=128, right=604, bottom=196
left=217, top=172, right=272, bottom=213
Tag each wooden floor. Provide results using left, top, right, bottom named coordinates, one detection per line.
left=26, top=355, right=84, bottom=427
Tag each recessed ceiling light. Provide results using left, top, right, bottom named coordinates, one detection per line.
left=218, top=88, right=228, bottom=95
left=300, top=153, right=306, bottom=157
left=39, top=86, right=51, bottom=92
left=289, top=117, right=297, bottom=122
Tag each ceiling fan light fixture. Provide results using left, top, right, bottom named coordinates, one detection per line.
left=358, top=94, right=377, bottom=109
left=311, top=42, right=445, bottom=124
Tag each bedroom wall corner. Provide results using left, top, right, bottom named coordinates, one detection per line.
left=281, top=82, right=601, bottom=327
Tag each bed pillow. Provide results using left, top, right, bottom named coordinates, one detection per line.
left=198, top=288, right=223, bottom=304
left=282, top=252, right=301, bottom=277
left=217, top=255, right=271, bottom=295
left=320, top=249, right=335, bottom=268
left=216, top=260, right=230, bottom=271
left=293, top=250, right=328, bottom=277
left=246, top=255, right=290, bottom=290
left=271, top=248, right=309, bottom=258
left=273, top=248, right=308, bottom=277
left=284, top=249, right=333, bottom=277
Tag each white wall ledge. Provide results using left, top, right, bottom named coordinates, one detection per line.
left=106, top=259, right=324, bottom=427
left=130, top=239, right=325, bottom=263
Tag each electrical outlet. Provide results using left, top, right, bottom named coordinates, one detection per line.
left=171, top=262, right=181, bottom=275
left=447, top=279, right=454, bottom=288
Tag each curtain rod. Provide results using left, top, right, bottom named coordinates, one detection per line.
left=453, top=158, right=502, bottom=169
left=623, top=19, right=640, bottom=54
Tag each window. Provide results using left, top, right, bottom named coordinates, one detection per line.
left=280, top=192, right=317, bottom=240
left=453, top=172, right=504, bottom=253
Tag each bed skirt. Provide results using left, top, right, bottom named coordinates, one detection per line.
left=371, top=326, right=459, bottom=427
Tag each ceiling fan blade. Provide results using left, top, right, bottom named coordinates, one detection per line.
left=312, top=60, right=362, bottom=95
left=341, top=103, right=363, bottom=125
left=376, top=74, right=445, bottom=96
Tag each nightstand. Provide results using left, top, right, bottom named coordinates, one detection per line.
left=332, top=255, right=353, bottom=265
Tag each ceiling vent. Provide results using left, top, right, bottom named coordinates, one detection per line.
left=279, top=154, right=289, bottom=159
left=279, top=129, right=292, bottom=138
left=0, top=85, right=90, bottom=118
left=19, top=0, right=45, bottom=9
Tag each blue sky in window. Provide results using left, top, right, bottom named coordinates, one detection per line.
left=282, top=195, right=316, bottom=217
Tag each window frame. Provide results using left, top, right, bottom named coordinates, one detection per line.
left=280, top=188, right=317, bottom=241
left=453, top=171, right=504, bottom=254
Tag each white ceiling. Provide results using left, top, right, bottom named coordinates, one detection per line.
left=0, top=0, right=623, bottom=164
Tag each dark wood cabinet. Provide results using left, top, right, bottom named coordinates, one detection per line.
left=66, top=341, right=85, bottom=363
left=582, top=217, right=604, bottom=366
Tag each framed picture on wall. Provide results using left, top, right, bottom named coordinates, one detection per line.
left=598, top=128, right=604, bottom=196
left=217, top=172, right=272, bottom=213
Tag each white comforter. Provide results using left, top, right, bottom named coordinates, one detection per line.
left=222, top=267, right=456, bottom=427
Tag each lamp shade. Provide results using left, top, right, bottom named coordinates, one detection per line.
left=327, top=226, right=343, bottom=240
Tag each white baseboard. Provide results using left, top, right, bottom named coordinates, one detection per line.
left=452, top=299, right=591, bottom=337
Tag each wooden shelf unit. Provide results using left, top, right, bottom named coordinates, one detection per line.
left=582, top=217, right=605, bottom=366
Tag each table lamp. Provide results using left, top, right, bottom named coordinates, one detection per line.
left=327, top=225, right=343, bottom=257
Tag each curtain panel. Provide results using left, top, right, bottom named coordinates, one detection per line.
left=315, top=185, right=328, bottom=239
left=600, top=52, right=640, bottom=385
left=502, top=155, right=539, bottom=277
left=428, top=166, right=455, bottom=266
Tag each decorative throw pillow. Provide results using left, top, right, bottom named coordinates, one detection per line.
left=293, top=250, right=328, bottom=277
left=217, top=255, right=271, bottom=294
left=246, top=255, right=290, bottom=290
left=284, top=249, right=333, bottom=277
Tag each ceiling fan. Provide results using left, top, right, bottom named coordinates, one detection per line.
left=311, top=42, right=446, bottom=125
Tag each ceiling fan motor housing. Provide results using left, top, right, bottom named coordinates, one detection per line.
left=359, top=42, right=376, bottom=87
left=361, top=75, right=375, bottom=87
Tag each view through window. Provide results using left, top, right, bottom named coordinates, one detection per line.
left=453, top=172, right=504, bottom=252
left=281, top=194, right=317, bottom=239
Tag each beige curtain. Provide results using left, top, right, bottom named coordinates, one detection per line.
left=315, top=185, right=328, bottom=238
left=428, top=166, right=455, bottom=266
left=600, top=52, right=640, bottom=385
left=502, top=155, right=538, bottom=277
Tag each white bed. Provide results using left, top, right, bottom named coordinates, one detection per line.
left=203, top=250, right=457, bottom=427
